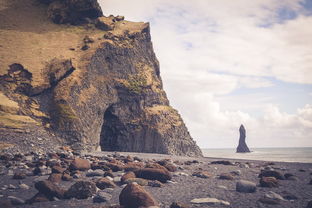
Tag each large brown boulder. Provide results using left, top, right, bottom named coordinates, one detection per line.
left=34, top=180, right=65, bottom=199
left=65, top=181, right=97, bottom=199
left=69, top=158, right=91, bottom=171
left=119, top=184, right=157, bottom=208
left=46, top=0, right=103, bottom=25
left=135, top=168, right=172, bottom=183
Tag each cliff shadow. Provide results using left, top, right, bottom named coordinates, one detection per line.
left=100, top=105, right=125, bottom=151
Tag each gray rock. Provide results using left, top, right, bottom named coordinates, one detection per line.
left=191, top=197, right=230, bottom=206
left=86, top=169, right=104, bottom=177
left=93, top=191, right=112, bottom=203
left=236, top=180, right=256, bottom=193
left=113, top=176, right=121, bottom=183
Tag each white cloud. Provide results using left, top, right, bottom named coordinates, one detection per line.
left=100, top=0, right=312, bottom=148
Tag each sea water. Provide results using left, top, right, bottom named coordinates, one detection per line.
left=201, top=147, right=312, bottom=163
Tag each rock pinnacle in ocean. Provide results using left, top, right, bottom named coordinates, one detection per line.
left=236, top=124, right=250, bottom=153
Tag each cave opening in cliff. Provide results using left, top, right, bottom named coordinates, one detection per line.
left=100, top=106, right=123, bottom=151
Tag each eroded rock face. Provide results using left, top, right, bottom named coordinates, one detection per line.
left=236, top=124, right=250, bottom=153
left=41, top=0, right=103, bottom=25
left=0, top=0, right=202, bottom=157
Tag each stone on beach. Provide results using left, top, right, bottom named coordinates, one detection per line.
left=219, top=173, right=234, bottom=180
left=259, top=177, right=279, bottom=187
left=96, top=178, right=116, bottom=189
left=190, top=197, right=230, bottom=206
left=69, top=158, right=91, bottom=171
left=135, top=168, right=172, bottom=183
left=34, top=180, right=65, bottom=199
left=121, top=171, right=136, bottom=183
left=65, top=181, right=96, bottom=199
left=119, top=183, right=158, bottom=208
left=192, top=171, right=212, bottom=178
left=236, top=180, right=257, bottom=193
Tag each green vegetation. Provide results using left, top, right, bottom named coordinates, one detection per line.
left=125, top=73, right=147, bottom=94
left=53, top=102, right=79, bottom=129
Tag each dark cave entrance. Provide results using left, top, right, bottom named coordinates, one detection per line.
left=100, top=105, right=123, bottom=151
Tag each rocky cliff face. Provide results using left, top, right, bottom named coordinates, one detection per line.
left=0, top=0, right=202, bottom=156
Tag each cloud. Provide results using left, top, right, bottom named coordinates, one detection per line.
left=100, top=0, right=312, bottom=148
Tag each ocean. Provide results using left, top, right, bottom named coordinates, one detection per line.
left=201, top=147, right=312, bottom=163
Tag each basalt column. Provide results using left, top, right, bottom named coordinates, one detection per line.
left=236, top=124, right=251, bottom=153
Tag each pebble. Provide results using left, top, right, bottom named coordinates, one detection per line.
left=19, top=184, right=30, bottom=190
left=217, top=185, right=228, bottom=190
left=8, top=184, right=16, bottom=189
left=236, top=180, right=256, bottom=193
left=113, top=176, right=121, bottom=183
left=191, top=197, right=230, bottom=206
left=105, top=176, right=114, bottom=181
left=173, top=172, right=189, bottom=177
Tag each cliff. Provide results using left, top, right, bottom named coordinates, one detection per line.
left=0, top=0, right=202, bottom=156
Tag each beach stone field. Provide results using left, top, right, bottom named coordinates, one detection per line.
left=0, top=149, right=311, bottom=208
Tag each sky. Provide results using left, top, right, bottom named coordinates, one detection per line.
left=99, top=0, right=312, bottom=149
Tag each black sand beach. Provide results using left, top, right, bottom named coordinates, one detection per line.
left=0, top=150, right=311, bottom=208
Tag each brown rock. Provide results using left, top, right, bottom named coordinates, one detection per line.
left=124, top=162, right=144, bottom=171
left=48, top=173, right=62, bottom=184
left=70, top=158, right=91, bottom=171
left=26, top=192, right=50, bottom=204
left=219, top=173, right=234, bottom=180
left=96, top=178, right=116, bottom=189
left=34, top=180, right=64, bottom=199
left=145, top=162, right=167, bottom=171
left=192, top=171, right=211, bottom=178
left=260, top=177, right=278, bottom=188
left=119, top=184, right=157, bottom=208
left=52, top=166, right=65, bottom=174
left=106, top=161, right=124, bottom=172
left=62, top=173, right=72, bottom=181
left=170, top=202, right=189, bottom=208
left=95, top=17, right=115, bottom=31
left=121, top=171, right=136, bottom=183
left=135, top=168, right=172, bottom=183
left=65, top=181, right=97, bottom=199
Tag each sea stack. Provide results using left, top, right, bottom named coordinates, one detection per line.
left=236, top=124, right=250, bottom=153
